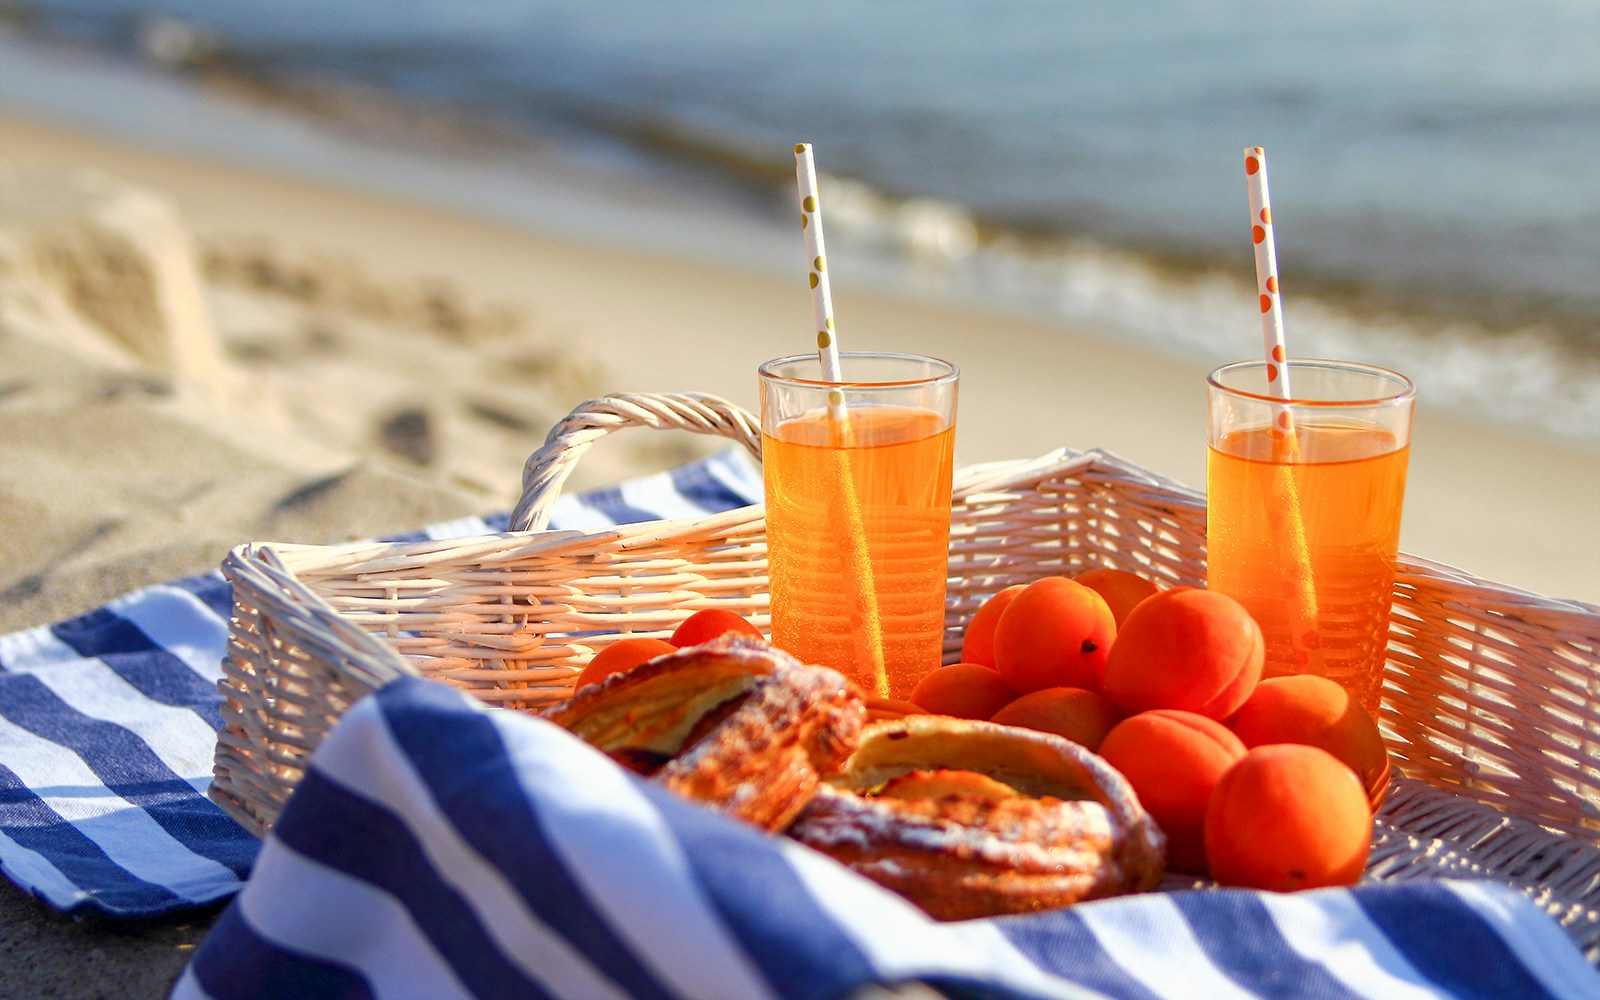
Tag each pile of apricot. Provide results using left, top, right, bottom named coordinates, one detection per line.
left=909, top=570, right=1388, bottom=890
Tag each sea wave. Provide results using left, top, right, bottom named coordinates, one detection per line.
left=814, top=186, right=1600, bottom=450
left=5, top=7, right=1596, bottom=450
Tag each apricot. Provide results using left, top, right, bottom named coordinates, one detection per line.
left=1101, top=587, right=1263, bottom=720
left=909, top=663, right=1019, bottom=720
left=1205, top=743, right=1372, bottom=891
left=575, top=636, right=676, bottom=690
left=669, top=608, right=764, bottom=647
left=989, top=687, right=1121, bottom=751
left=1098, top=709, right=1246, bottom=873
left=1073, top=567, right=1160, bottom=627
left=991, top=577, right=1116, bottom=694
left=1228, top=675, right=1391, bottom=808
left=959, top=583, right=1026, bottom=668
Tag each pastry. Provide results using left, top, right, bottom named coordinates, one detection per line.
left=864, top=696, right=927, bottom=723
left=542, top=635, right=865, bottom=832
left=787, top=715, right=1166, bottom=919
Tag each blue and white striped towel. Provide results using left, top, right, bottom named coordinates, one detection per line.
left=0, top=448, right=764, bottom=919
left=171, top=675, right=1600, bottom=1000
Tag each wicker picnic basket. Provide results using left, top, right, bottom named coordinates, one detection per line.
left=212, top=392, right=1600, bottom=960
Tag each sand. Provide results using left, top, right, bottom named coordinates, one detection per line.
left=1, top=112, right=1597, bottom=996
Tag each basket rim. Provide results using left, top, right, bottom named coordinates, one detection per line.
left=231, top=446, right=1600, bottom=619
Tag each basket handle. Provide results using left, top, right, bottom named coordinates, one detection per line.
left=510, top=392, right=764, bottom=532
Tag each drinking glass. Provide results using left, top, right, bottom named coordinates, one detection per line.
left=1206, top=359, right=1415, bottom=712
left=759, top=352, right=958, bottom=699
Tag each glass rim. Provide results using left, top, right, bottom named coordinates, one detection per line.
left=759, top=351, right=959, bottom=390
left=1207, top=358, right=1415, bottom=408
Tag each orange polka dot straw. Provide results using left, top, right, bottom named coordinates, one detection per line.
left=1245, top=146, right=1294, bottom=401
left=1244, top=145, right=1319, bottom=650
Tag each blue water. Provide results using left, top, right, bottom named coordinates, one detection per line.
left=5, top=0, right=1598, bottom=445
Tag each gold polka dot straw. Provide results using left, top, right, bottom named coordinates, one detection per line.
left=791, top=142, right=886, bottom=696
left=795, top=143, right=843, bottom=383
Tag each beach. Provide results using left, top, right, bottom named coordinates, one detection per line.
left=1, top=105, right=1598, bottom=995
left=4, top=110, right=1596, bottom=615
left=2, top=7, right=1598, bottom=994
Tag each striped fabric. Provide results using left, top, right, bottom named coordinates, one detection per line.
left=0, top=448, right=764, bottom=918
left=171, top=676, right=1600, bottom=1000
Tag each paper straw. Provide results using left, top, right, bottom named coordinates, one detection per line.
left=1244, top=145, right=1319, bottom=662
left=793, top=143, right=887, bottom=695
left=1246, top=146, right=1294, bottom=407
left=795, top=143, right=849, bottom=428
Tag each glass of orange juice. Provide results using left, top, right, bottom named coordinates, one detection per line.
left=1206, top=359, right=1415, bottom=712
left=759, top=352, right=958, bottom=699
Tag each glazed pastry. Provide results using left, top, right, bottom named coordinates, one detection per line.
left=542, top=635, right=865, bottom=832
left=787, top=715, right=1166, bottom=919
left=864, top=696, right=927, bottom=723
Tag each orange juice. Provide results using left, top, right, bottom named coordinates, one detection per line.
left=1207, top=421, right=1409, bottom=711
left=763, top=403, right=955, bottom=698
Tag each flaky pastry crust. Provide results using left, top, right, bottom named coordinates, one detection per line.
left=787, top=715, right=1166, bottom=919
left=541, top=635, right=865, bottom=831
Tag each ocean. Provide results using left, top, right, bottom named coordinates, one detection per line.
left=3, top=0, right=1597, bottom=448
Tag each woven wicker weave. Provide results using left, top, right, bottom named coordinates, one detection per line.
left=212, top=392, right=1600, bottom=959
